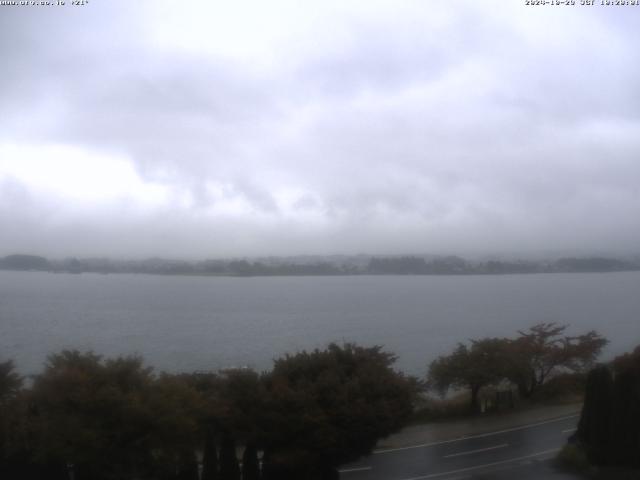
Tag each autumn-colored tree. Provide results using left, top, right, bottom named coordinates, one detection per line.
left=506, top=323, right=607, bottom=398
left=427, top=338, right=510, bottom=413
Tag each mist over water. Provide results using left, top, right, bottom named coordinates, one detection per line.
left=1, top=270, right=638, bottom=377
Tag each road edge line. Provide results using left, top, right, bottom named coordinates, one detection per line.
left=374, top=413, right=579, bottom=454
left=398, top=448, right=561, bottom=480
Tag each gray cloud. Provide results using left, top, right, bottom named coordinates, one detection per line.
left=1, top=1, right=640, bottom=258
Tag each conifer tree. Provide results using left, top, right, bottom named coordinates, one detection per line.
left=576, top=365, right=613, bottom=464
left=610, top=347, right=640, bottom=466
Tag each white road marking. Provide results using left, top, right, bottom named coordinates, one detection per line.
left=397, top=448, right=561, bottom=480
left=562, top=427, right=577, bottom=433
left=374, top=414, right=579, bottom=454
left=338, top=466, right=372, bottom=473
left=443, top=443, right=508, bottom=458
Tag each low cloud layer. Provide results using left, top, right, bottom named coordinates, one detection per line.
left=1, top=1, right=639, bottom=258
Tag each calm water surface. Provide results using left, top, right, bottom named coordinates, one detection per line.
left=1, top=271, right=638, bottom=376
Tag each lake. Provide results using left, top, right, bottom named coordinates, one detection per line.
left=0, top=270, right=638, bottom=377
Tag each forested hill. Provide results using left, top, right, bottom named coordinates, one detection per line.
left=1, top=254, right=639, bottom=277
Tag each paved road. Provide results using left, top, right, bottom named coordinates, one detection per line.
left=339, top=414, right=581, bottom=480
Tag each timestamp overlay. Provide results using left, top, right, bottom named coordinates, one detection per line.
left=525, top=0, right=639, bottom=6
left=0, top=0, right=89, bottom=6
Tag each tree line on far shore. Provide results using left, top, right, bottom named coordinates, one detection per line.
left=1, top=253, right=639, bottom=277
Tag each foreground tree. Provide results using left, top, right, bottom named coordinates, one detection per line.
left=216, top=369, right=267, bottom=444
left=427, top=338, right=510, bottom=413
left=30, top=351, right=203, bottom=480
left=576, top=365, right=614, bottom=464
left=262, top=343, right=417, bottom=479
left=575, top=345, right=640, bottom=468
left=609, top=346, right=640, bottom=467
left=506, top=323, right=607, bottom=398
left=149, top=375, right=204, bottom=480
left=0, top=360, right=25, bottom=479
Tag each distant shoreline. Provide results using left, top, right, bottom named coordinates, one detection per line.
left=1, top=252, right=639, bottom=278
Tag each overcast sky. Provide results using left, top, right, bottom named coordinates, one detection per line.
left=1, top=1, right=639, bottom=259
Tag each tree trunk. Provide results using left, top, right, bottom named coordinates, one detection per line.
left=219, top=435, right=240, bottom=480
left=241, top=443, right=260, bottom=480
left=202, top=431, right=219, bottom=480
left=470, top=385, right=481, bottom=413
left=176, top=449, right=199, bottom=480
left=516, top=373, right=536, bottom=399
